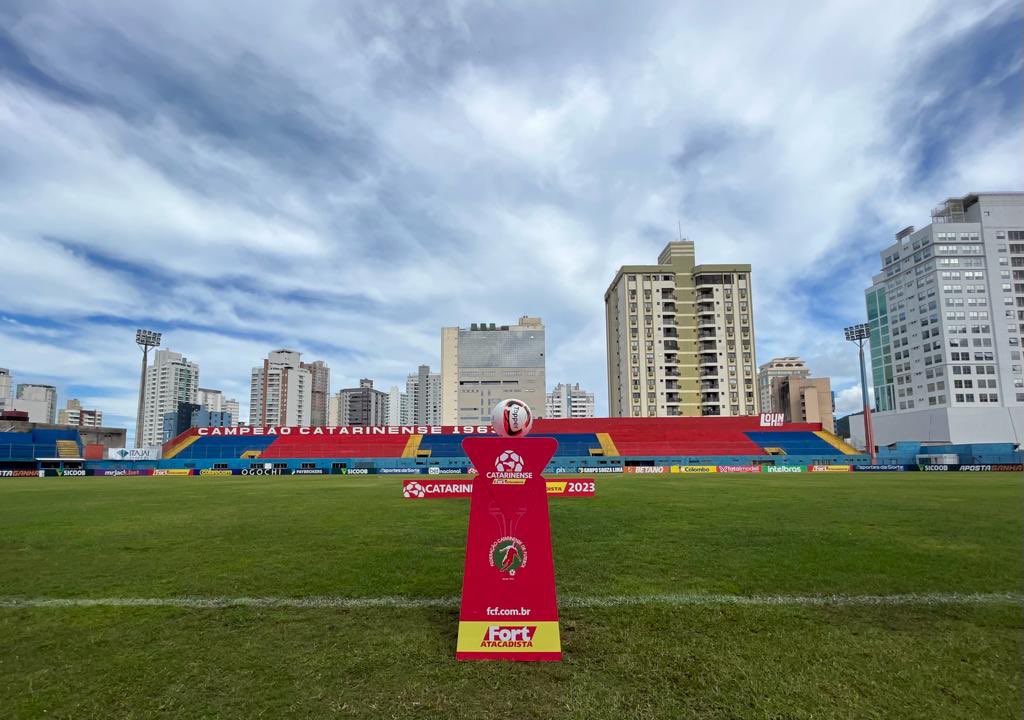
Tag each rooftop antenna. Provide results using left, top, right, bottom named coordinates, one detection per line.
left=677, top=218, right=683, bottom=242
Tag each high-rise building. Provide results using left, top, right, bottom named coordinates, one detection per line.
left=249, top=350, right=312, bottom=427
left=223, top=398, right=240, bottom=426
left=862, top=192, right=1024, bottom=445
left=58, top=399, right=103, bottom=428
left=605, top=240, right=757, bottom=418
left=757, top=357, right=810, bottom=413
left=301, top=360, right=331, bottom=426
left=387, top=386, right=411, bottom=425
left=441, top=317, right=546, bottom=425
left=15, top=383, right=57, bottom=424
left=196, top=388, right=224, bottom=412
left=334, top=379, right=389, bottom=426
left=769, top=376, right=835, bottom=433
left=545, top=383, right=596, bottom=418
left=407, top=365, right=441, bottom=425
left=140, top=350, right=199, bottom=447
left=0, top=368, right=11, bottom=411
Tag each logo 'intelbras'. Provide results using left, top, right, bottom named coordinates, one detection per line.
left=489, top=536, right=527, bottom=576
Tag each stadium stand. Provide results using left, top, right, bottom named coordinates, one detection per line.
left=0, top=429, right=82, bottom=460
left=161, top=417, right=857, bottom=461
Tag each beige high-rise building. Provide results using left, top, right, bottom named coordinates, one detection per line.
left=757, top=357, right=810, bottom=413
left=605, top=240, right=757, bottom=417
left=441, top=316, right=546, bottom=425
left=770, top=376, right=835, bottom=433
left=249, top=350, right=312, bottom=427
left=300, top=360, right=331, bottom=426
left=140, top=350, right=199, bottom=446
left=58, top=399, right=103, bottom=428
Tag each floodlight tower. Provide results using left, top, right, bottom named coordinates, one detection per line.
left=134, top=329, right=162, bottom=448
left=844, top=323, right=876, bottom=464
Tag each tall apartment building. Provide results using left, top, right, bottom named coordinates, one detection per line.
left=861, top=192, right=1024, bottom=445
left=0, top=368, right=11, bottom=411
left=301, top=360, right=331, bottom=426
left=605, top=240, right=757, bottom=418
left=757, top=357, right=810, bottom=413
left=15, top=383, right=58, bottom=423
left=545, top=382, right=596, bottom=418
left=769, top=376, right=834, bottom=433
left=249, top=350, right=312, bottom=427
left=223, top=398, right=240, bottom=426
left=441, top=317, right=546, bottom=425
left=58, top=399, right=103, bottom=428
left=196, top=388, right=224, bottom=412
left=140, top=350, right=199, bottom=447
left=387, top=386, right=411, bottom=425
left=334, top=379, right=389, bottom=426
left=407, top=365, right=441, bottom=425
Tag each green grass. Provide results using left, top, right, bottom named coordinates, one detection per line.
left=0, top=472, right=1021, bottom=719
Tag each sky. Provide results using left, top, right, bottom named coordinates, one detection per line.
left=1, top=0, right=1021, bottom=441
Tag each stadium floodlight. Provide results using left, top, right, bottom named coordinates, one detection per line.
left=843, top=323, right=876, bottom=464
left=134, top=329, right=162, bottom=448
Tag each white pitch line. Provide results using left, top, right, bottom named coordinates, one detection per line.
left=0, top=592, right=1020, bottom=610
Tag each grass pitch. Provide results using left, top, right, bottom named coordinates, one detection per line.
left=0, top=472, right=1021, bottom=719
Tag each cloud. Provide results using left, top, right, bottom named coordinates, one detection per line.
left=0, top=0, right=1020, bottom=443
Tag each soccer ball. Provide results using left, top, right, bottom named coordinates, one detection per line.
left=495, top=450, right=524, bottom=473
left=491, top=398, right=533, bottom=437
left=403, top=481, right=426, bottom=498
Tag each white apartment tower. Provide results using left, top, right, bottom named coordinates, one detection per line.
left=196, top=388, right=224, bottom=412
left=863, top=192, right=1024, bottom=445
left=249, top=350, right=312, bottom=427
left=546, top=383, right=596, bottom=418
left=140, top=350, right=199, bottom=447
left=441, top=317, right=546, bottom=425
left=15, top=383, right=58, bottom=423
left=605, top=240, right=758, bottom=418
left=58, top=399, right=103, bottom=428
left=407, top=365, right=441, bottom=425
left=0, top=368, right=11, bottom=411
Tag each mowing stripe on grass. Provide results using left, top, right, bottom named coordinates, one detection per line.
left=0, top=592, right=1020, bottom=609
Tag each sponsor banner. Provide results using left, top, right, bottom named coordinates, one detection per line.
left=671, top=465, right=718, bottom=474
left=455, top=621, right=561, bottom=659
left=958, top=465, right=995, bottom=472
left=990, top=464, right=1024, bottom=472
left=98, top=469, right=152, bottom=476
left=457, top=437, right=561, bottom=661
left=577, top=466, right=623, bottom=473
left=852, top=464, right=913, bottom=472
left=342, top=468, right=369, bottom=475
left=759, top=412, right=785, bottom=427
left=428, top=467, right=469, bottom=475
left=197, top=424, right=495, bottom=437
left=919, top=464, right=958, bottom=472
left=41, top=469, right=87, bottom=477
left=292, top=468, right=325, bottom=475
left=238, top=468, right=289, bottom=476
left=623, top=466, right=668, bottom=474
left=544, top=480, right=596, bottom=497
left=716, top=465, right=762, bottom=473
left=378, top=467, right=423, bottom=475
left=199, top=469, right=233, bottom=476
left=808, top=465, right=852, bottom=473
left=403, top=479, right=475, bottom=498
left=762, top=465, right=806, bottom=473
left=403, top=479, right=596, bottom=499
left=0, top=469, right=44, bottom=477
left=106, top=447, right=161, bottom=461
left=153, top=468, right=193, bottom=476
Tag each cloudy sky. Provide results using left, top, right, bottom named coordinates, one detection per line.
left=1, top=0, right=1021, bottom=439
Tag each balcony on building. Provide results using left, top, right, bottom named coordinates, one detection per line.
left=698, top=339, right=717, bottom=352
left=701, top=393, right=721, bottom=404
left=697, top=288, right=715, bottom=301
left=664, top=339, right=680, bottom=352
left=701, top=406, right=722, bottom=416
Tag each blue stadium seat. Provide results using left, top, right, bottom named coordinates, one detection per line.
left=417, top=433, right=600, bottom=458
left=173, top=434, right=278, bottom=460
left=744, top=431, right=837, bottom=456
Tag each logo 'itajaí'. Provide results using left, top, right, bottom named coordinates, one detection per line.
left=489, top=536, right=527, bottom=576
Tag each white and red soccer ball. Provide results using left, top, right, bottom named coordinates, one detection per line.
left=403, top=481, right=426, bottom=498
left=491, top=398, right=534, bottom=438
